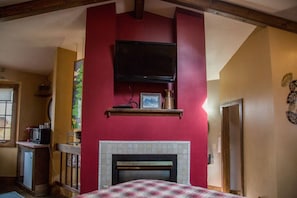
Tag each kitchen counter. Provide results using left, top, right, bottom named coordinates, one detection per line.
left=16, top=141, right=50, bottom=196
left=16, top=141, right=50, bottom=148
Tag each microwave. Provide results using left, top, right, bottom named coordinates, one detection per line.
left=30, top=128, right=51, bottom=144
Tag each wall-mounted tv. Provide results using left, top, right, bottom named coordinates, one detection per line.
left=114, top=40, right=177, bottom=83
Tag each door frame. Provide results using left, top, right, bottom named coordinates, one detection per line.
left=220, top=98, right=244, bottom=195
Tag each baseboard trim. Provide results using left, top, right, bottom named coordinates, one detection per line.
left=208, top=185, right=223, bottom=192
left=0, top=177, right=17, bottom=185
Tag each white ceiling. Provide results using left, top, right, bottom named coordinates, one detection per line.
left=0, top=0, right=296, bottom=80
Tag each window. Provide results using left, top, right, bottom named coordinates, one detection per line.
left=0, top=84, right=18, bottom=147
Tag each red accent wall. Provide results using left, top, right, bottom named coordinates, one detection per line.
left=81, top=3, right=207, bottom=193
left=175, top=9, right=208, bottom=188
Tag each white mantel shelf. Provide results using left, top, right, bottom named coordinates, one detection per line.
left=105, top=108, right=183, bottom=118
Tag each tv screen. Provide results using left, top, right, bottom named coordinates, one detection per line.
left=114, top=40, right=177, bottom=83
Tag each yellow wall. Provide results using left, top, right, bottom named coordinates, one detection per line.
left=220, top=27, right=297, bottom=197
left=220, top=27, right=277, bottom=198
left=269, top=28, right=297, bottom=198
left=49, top=47, right=76, bottom=197
left=51, top=48, right=76, bottom=144
left=0, top=47, right=77, bottom=197
left=0, top=69, right=48, bottom=176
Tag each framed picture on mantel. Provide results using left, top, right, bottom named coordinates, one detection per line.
left=140, top=93, right=162, bottom=109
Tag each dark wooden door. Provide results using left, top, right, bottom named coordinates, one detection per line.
left=221, top=99, right=244, bottom=196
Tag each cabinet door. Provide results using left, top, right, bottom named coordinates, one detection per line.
left=23, top=151, right=33, bottom=189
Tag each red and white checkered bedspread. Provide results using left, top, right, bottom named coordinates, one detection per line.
left=76, top=179, right=244, bottom=198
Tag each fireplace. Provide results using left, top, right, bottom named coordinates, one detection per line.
left=99, top=141, right=190, bottom=189
left=112, top=154, right=177, bottom=185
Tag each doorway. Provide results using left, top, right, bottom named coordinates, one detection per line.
left=220, top=99, right=244, bottom=195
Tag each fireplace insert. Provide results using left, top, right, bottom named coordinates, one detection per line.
left=112, top=154, right=177, bottom=185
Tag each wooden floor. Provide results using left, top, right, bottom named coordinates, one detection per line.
left=0, top=183, right=63, bottom=198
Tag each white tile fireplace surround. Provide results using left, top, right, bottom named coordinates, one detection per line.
left=98, top=141, right=190, bottom=190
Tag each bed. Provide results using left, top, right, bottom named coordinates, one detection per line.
left=76, top=179, right=244, bottom=198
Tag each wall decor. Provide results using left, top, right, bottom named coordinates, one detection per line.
left=72, top=59, right=84, bottom=129
left=281, top=73, right=297, bottom=125
left=140, top=92, right=162, bottom=109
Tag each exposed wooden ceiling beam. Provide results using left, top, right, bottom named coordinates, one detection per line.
left=1, top=0, right=297, bottom=34
left=0, top=0, right=111, bottom=21
left=163, top=0, right=297, bottom=34
left=134, top=0, right=145, bottom=19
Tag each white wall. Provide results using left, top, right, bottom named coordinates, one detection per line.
left=207, top=80, right=222, bottom=187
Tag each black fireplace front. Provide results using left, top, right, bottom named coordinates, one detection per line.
left=112, top=154, right=177, bottom=185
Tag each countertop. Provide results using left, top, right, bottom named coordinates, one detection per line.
left=16, top=141, right=50, bottom=148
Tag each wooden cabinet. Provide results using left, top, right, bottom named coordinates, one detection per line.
left=16, top=142, right=50, bottom=196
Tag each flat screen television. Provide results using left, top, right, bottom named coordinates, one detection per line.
left=114, top=40, right=177, bottom=83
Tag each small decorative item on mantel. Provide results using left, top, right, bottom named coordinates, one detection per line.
left=140, top=93, right=162, bottom=109
left=164, top=89, right=174, bottom=109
